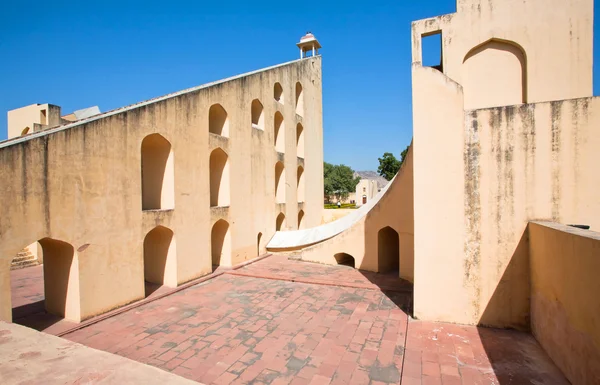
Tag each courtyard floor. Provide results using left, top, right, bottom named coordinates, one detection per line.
left=11, top=255, right=567, bottom=384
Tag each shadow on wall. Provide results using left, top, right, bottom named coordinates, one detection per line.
left=478, top=226, right=530, bottom=330
left=476, top=225, right=571, bottom=384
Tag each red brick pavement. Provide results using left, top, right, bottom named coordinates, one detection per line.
left=13, top=255, right=568, bottom=384
left=65, top=273, right=410, bottom=385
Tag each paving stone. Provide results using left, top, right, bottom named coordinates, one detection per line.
left=7, top=255, right=565, bottom=385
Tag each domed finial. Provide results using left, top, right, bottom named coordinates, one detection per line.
left=297, top=32, right=321, bottom=59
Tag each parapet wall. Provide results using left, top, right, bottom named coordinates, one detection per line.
left=529, top=222, right=600, bottom=385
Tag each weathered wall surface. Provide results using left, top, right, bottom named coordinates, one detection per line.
left=529, top=222, right=600, bottom=385
left=413, top=0, right=593, bottom=107
left=411, top=0, right=597, bottom=328
left=300, top=145, right=414, bottom=281
left=0, top=57, right=323, bottom=322
left=414, top=95, right=600, bottom=327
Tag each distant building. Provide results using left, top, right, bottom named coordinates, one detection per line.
left=7, top=103, right=101, bottom=139
left=354, top=171, right=388, bottom=206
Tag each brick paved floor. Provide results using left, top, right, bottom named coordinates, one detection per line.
left=12, top=256, right=567, bottom=384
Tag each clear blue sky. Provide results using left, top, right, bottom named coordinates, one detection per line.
left=0, top=0, right=597, bottom=171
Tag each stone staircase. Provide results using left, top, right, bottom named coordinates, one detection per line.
left=11, top=249, right=40, bottom=270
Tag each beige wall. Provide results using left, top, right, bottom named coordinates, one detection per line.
left=301, top=145, right=414, bottom=281
left=529, top=222, right=600, bottom=385
left=411, top=0, right=597, bottom=327
left=412, top=0, right=593, bottom=107
left=0, top=57, right=324, bottom=322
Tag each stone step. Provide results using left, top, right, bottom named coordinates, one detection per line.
left=12, top=254, right=36, bottom=263
left=11, top=260, right=40, bottom=270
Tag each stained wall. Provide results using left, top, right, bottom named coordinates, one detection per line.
left=0, top=57, right=324, bottom=322
left=412, top=0, right=598, bottom=327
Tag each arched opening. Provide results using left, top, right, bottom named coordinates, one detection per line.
left=141, top=134, right=174, bottom=211
left=274, top=112, right=285, bottom=153
left=143, top=226, right=176, bottom=296
left=295, top=82, right=304, bottom=116
left=10, top=238, right=80, bottom=328
left=298, top=210, right=305, bottom=229
left=276, top=213, right=286, bottom=231
left=257, top=232, right=263, bottom=256
left=275, top=161, right=286, bottom=204
left=210, top=148, right=230, bottom=207
left=297, top=166, right=305, bottom=203
left=21, top=126, right=30, bottom=136
left=462, top=38, right=527, bottom=110
left=378, top=226, right=400, bottom=273
left=334, top=253, right=355, bottom=268
left=296, top=123, right=305, bottom=158
left=251, top=99, right=264, bottom=130
left=211, top=220, right=230, bottom=271
left=40, top=238, right=77, bottom=320
left=274, top=83, right=284, bottom=104
left=209, top=104, right=229, bottom=137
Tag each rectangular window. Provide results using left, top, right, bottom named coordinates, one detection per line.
left=421, top=31, right=443, bottom=72
left=40, top=109, right=47, bottom=125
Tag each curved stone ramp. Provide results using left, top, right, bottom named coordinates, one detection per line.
left=267, top=144, right=414, bottom=281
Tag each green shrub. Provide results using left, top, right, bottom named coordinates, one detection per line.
left=324, top=203, right=357, bottom=209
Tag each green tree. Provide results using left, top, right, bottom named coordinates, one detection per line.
left=324, top=162, right=360, bottom=202
left=377, top=145, right=411, bottom=181
left=377, top=152, right=401, bottom=181
left=400, top=145, right=410, bottom=167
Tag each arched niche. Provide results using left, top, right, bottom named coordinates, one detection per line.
left=209, top=104, right=229, bottom=137
left=275, top=161, right=286, bottom=204
left=334, top=253, right=355, bottom=268
left=274, top=83, right=284, bottom=104
left=276, top=213, right=286, bottom=231
left=210, top=148, right=230, bottom=207
left=274, top=112, right=285, bottom=153
left=141, top=134, right=174, bottom=210
left=298, top=210, right=305, bottom=229
left=462, top=38, right=527, bottom=110
left=295, top=82, right=304, bottom=116
left=297, top=166, right=305, bottom=203
left=211, top=219, right=230, bottom=269
left=143, top=226, right=177, bottom=292
left=251, top=99, right=264, bottom=130
left=296, top=123, right=305, bottom=159
left=378, top=226, right=399, bottom=273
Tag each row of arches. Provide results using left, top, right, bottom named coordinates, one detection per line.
left=275, top=163, right=305, bottom=204
left=333, top=226, right=400, bottom=272
left=211, top=102, right=304, bottom=158
left=274, top=113, right=305, bottom=158
left=274, top=81, right=304, bottom=117
left=275, top=209, right=304, bottom=231
left=141, top=135, right=304, bottom=210
left=141, top=135, right=231, bottom=210
left=10, top=211, right=306, bottom=324
left=210, top=81, right=304, bottom=140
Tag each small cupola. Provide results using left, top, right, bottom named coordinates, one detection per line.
left=297, top=32, right=322, bottom=59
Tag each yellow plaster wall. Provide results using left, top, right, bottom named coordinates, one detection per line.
left=301, top=145, right=414, bottom=281
left=411, top=0, right=599, bottom=328
left=0, top=57, right=324, bottom=322
left=529, top=222, right=600, bottom=385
